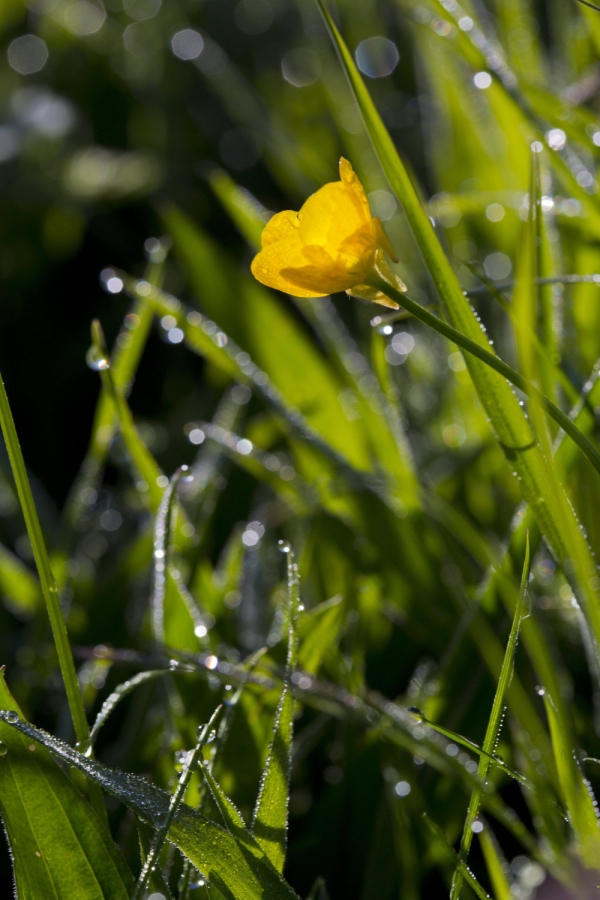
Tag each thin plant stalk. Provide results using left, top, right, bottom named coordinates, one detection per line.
left=450, top=536, right=531, bottom=899
left=0, top=374, right=89, bottom=744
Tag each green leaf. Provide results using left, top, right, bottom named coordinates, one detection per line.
left=251, top=546, right=300, bottom=872
left=0, top=709, right=300, bottom=900
left=0, top=674, right=134, bottom=900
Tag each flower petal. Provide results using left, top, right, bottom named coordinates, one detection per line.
left=250, top=238, right=326, bottom=297
left=260, top=209, right=300, bottom=248
left=339, top=157, right=372, bottom=220
left=298, top=181, right=370, bottom=254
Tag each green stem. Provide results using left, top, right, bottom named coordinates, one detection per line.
left=367, top=273, right=600, bottom=478
left=0, top=375, right=89, bottom=744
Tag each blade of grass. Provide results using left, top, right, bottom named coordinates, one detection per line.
left=478, top=826, right=513, bottom=900
left=422, top=814, right=491, bottom=900
left=251, top=544, right=300, bottom=872
left=542, top=687, right=600, bottom=867
left=450, top=535, right=531, bottom=899
left=0, top=375, right=90, bottom=743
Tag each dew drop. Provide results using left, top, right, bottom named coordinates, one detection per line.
left=85, top=345, right=110, bottom=372
left=278, top=540, right=291, bottom=553
left=407, top=706, right=423, bottom=717
left=0, top=742, right=8, bottom=757
left=4, top=711, right=18, bottom=724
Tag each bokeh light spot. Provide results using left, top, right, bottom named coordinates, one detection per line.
left=8, top=35, right=49, bottom=75
left=473, top=71, right=492, bottom=89
left=484, top=252, right=511, bottom=280
left=281, top=48, right=321, bottom=87
left=64, top=0, right=106, bottom=36
left=355, top=36, right=399, bottom=78
left=171, top=29, right=204, bottom=61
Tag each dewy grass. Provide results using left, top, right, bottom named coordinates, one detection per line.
left=4, top=0, right=600, bottom=897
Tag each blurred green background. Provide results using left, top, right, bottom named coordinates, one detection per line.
left=2, top=0, right=600, bottom=897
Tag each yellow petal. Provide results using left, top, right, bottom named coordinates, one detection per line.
left=260, top=209, right=300, bottom=248
left=250, top=238, right=326, bottom=297
left=339, top=158, right=372, bottom=220
left=298, top=181, right=370, bottom=255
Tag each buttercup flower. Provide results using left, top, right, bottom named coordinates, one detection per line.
left=251, top=158, right=405, bottom=308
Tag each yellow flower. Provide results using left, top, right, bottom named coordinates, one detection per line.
left=250, top=158, right=405, bottom=308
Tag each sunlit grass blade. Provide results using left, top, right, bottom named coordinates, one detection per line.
left=0, top=674, right=134, bottom=898
left=251, top=545, right=300, bottom=872
left=542, top=688, right=600, bottom=869
left=422, top=814, right=491, bottom=900
left=450, top=534, right=531, bottom=899
left=0, top=708, right=300, bottom=900
left=201, top=763, right=256, bottom=848
left=479, top=825, right=513, bottom=900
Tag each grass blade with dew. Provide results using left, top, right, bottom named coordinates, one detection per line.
left=62, top=239, right=168, bottom=546
left=541, top=686, right=600, bottom=869
left=0, top=674, right=134, bottom=898
left=151, top=466, right=191, bottom=645
left=131, top=705, right=223, bottom=900
left=251, top=542, right=300, bottom=872
left=0, top=712, right=301, bottom=899
left=89, top=670, right=167, bottom=746
left=136, top=822, right=175, bottom=900
left=450, top=534, right=531, bottom=900
left=422, top=815, right=491, bottom=900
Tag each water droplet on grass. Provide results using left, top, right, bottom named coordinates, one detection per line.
left=86, top=345, right=110, bottom=371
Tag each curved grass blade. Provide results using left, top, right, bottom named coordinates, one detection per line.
left=251, top=544, right=300, bottom=872
left=450, top=535, right=531, bottom=899
left=0, top=674, right=133, bottom=899
left=89, top=670, right=167, bottom=746
left=422, top=815, right=490, bottom=900
left=0, top=710, right=300, bottom=900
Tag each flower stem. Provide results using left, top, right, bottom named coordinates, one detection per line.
left=367, top=272, right=600, bottom=478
